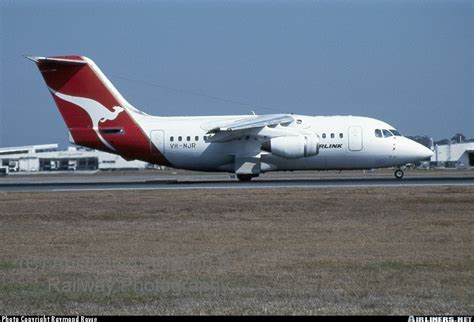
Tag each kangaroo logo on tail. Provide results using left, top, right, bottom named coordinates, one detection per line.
left=50, top=89, right=124, bottom=151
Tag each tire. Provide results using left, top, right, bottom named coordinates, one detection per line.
left=394, top=169, right=404, bottom=179
left=237, top=174, right=253, bottom=182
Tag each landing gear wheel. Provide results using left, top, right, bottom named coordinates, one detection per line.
left=237, top=174, right=253, bottom=182
left=394, top=169, right=404, bottom=179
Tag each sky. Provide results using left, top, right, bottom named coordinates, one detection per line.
left=0, top=0, right=472, bottom=148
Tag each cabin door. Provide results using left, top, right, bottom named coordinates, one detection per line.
left=348, top=126, right=363, bottom=151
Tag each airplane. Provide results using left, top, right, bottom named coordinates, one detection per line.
left=27, top=55, right=433, bottom=181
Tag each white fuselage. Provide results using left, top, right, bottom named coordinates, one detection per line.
left=135, top=114, right=433, bottom=173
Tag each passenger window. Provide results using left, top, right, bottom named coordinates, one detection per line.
left=382, top=129, right=393, bottom=137
left=339, top=133, right=343, bottom=139
left=322, top=133, right=326, bottom=139
left=330, top=133, right=335, bottom=139
left=375, top=129, right=383, bottom=138
left=170, top=136, right=174, bottom=142
left=203, top=136, right=208, bottom=141
left=186, top=136, right=191, bottom=141
left=195, top=136, right=199, bottom=141
left=178, top=136, right=182, bottom=142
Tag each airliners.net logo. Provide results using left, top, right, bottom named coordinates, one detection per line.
left=409, top=317, right=472, bottom=322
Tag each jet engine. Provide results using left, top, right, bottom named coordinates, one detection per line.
left=261, top=134, right=319, bottom=159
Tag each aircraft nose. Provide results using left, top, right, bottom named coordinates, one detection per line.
left=398, top=138, right=433, bottom=162
left=419, top=145, right=434, bottom=159
left=410, top=141, right=433, bottom=160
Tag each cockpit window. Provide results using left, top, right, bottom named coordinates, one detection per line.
left=389, top=129, right=402, bottom=136
left=375, top=129, right=383, bottom=138
left=382, top=129, right=393, bottom=137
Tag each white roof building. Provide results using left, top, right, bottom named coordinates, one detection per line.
left=0, top=144, right=150, bottom=172
left=431, top=142, right=474, bottom=167
left=0, top=144, right=59, bottom=155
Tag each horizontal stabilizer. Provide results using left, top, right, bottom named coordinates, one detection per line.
left=25, top=56, right=87, bottom=65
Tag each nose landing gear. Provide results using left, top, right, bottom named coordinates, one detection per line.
left=394, top=168, right=404, bottom=179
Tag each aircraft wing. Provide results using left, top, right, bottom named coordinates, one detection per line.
left=203, top=114, right=301, bottom=143
left=207, top=114, right=294, bottom=133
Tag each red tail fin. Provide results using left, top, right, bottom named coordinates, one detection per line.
left=28, top=55, right=170, bottom=165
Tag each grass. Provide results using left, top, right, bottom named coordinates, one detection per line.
left=0, top=186, right=472, bottom=314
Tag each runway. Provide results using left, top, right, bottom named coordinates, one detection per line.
left=1, top=175, right=474, bottom=192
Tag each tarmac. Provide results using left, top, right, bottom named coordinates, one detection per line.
left=1, top=169, right=473, bottom=192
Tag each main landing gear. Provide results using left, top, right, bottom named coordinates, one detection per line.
left=237, top=174, right=254, bottom=182
left=394, top=168, right=404, bottom=179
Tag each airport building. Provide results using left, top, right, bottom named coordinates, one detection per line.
left=431, top=142, right=474, bottom=168
left=0, top=144, right=151, bottom=174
